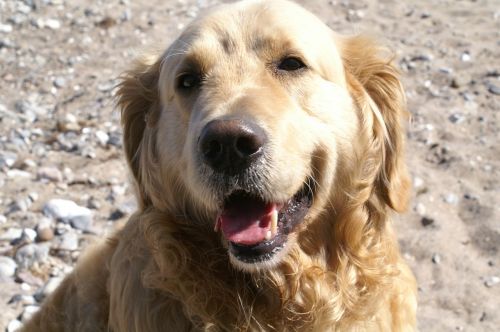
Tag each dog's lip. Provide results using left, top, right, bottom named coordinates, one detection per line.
left=215, top=179, right=314, bottom=263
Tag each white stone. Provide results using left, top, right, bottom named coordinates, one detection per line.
left=95, top=130, right=109, bottom=146
left=0, top=23, right=13, bottom=33
left=7, top=320, right=23, bottom=332
left=0, top=228, right=23, bottom=241
left=444, top=193, right=458, bottom=205
left=416, top=203, right=426, bottom=216
left=413, top=176, right=424, bottom=189
left=6, top=169, right=31, bottom=179
left=0, top=256, right=17, bottom=277
left=37, top=166, right=63, bottom=182
left=21, top=305, right=40, bottom=322
left=0, top=151, right=17, bottom=168
left=22, top=228, right=37, bottom=242
left=45, top=19, right=61, bottom=30
left=43, top=199, right=93, bottom=231
left=56, top=232, right=79, bottom=251
left=484, top=276, right=500, bottom=288
left=460, top=52, right=471, bottom=62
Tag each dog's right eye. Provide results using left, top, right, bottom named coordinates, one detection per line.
left=177, top=73, right=201, bottom=90
left=277, top=57, right=306, bottom=72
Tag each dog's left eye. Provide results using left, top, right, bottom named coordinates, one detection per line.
left=277, top=57, right=306, bottom=71
left=177, top=73, right=201, bottom=90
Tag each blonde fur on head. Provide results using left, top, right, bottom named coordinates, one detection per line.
left=22, top=1, right=416, bottom=331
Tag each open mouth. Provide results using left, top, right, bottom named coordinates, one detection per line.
left=214, top=179, right=314, bottom=264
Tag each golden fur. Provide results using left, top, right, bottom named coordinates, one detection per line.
left=23, top=0, right=417, bottom=331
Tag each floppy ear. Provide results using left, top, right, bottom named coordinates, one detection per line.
left=116, top=56, right=162, bottom=208
left=342, top=36, right=410, bottom=212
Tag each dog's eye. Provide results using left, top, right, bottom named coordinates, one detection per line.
left=277, top=57, right=306, bottom=71
left=177, top=73, right=201, bottom=90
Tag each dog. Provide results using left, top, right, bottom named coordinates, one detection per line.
left=23, top=0, right=417, bottom=330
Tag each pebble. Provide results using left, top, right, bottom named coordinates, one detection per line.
left=87, top=196, right=101, bottom=209
left=36, top=18, right=61, bottom=30
left=34, top=276, right=64, bottom=301
left=15, top=243, right=50, bottom=269
left=43, top=199, right=93, bottom=231
left=421, top=217, right=435, bottom=227
left=411, top=53, right=433, bottom=62
left=53, top=77, right=66, bottom=88
left=111, top=184, right=127, bottom=198
left=6, top=169, right=31, bottom=179
left=432, top=253, right=441, bottom=264
left=0, top=23, right=13, bottom=33
left=109, top=209, right=126, bottom=221
left=29, top=192, right=39, bottom=202
left=448, top=113, right=465, bottom=124
left=21, top=305, right=40, bottom=322
left=0, top=151, right=17, bottom=168
left=413, top=176, right=427, bottom=195
left=8, top=294, right=37, bottom=306
left=488, top=84, right=500, bottom=95
left=107, top=131, right=122, bottom=147
left=14, top=100, right=47, bottom=119
left=484, top=276, right=500, bottom=288
left=37, top=225, right=55, bottom=242
left=37, top=166, right=63, bottom=182
left=444, top=193, right=459, bottom=205
left=0, top=256, right=17, bottom=278
left=450, top=76, right=469, bottom=88
left=7, top=320, right=23, bottom=332
left=16, top=271, right=44, bottom=287
left=6, top=198, right=31, bottom=214
left=413, top=176, right=424, bottom=189
left=95, top=130, right=109, bottom=146
left=22, top=228, right=38, bottom=243
left=0, top=228, right=23, bottom=241
left=62, top=167, right=74, bottom=183
left=118, top=198, right=137, bottom=215
left=55, top=232, right=79, bottom=251
left=416, top=203, right=426, bottom=216
left=57, top=113, right=81, bottom=132
left=460, top=52, right=471, bottom=62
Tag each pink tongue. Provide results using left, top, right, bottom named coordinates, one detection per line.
left=218, top=196, right=276, bottom=245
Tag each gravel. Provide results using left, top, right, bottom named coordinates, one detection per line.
left=43, top=199, right=93, bottom=232
left=0, top=0, right=498, bottom=331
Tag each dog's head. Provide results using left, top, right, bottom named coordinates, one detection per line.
left=117, top=0, right=409, bottom=271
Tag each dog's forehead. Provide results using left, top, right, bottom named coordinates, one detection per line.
left=159, top=0, right=346, bottom=90
left=175, top=0, right=339, bottom=64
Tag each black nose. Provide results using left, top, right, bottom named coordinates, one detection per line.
left=198, top=119, right=266, bottom=174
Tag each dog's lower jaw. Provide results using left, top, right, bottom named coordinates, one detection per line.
left=228, top=240, right=292, bottom=272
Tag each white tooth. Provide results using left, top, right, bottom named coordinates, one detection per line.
left=271, top=209, right=278, bottom=236
left=265, top=230, right=272, bottom=241
left=214, top=218, right=221, bottom=232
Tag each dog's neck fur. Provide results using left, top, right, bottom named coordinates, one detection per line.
left=108, top=197, right=401, bottom=331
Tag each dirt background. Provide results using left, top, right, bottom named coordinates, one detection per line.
left=0, top=0, right=499, bottom=331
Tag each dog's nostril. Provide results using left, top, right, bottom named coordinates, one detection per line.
left=235, top=136, right=261, bottom=157
left=204, top=140, right=223, bottom=160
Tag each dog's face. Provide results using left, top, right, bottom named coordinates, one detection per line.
left=118, top=0, right=409, bottom=271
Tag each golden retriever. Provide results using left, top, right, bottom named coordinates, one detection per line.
left=23, top=0, right=417, bottom=330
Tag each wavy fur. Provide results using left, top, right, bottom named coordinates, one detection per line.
left=23, top=1, right=416, bottom=331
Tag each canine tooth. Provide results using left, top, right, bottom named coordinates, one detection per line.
left=271, top=209, right=278, bottom=236
left=214, top=218, right=221, bottom=232
left=265, top=230, right=272, bottom=241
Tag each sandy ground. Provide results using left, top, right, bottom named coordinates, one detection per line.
left=0, top=0, right=499, bottom=331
